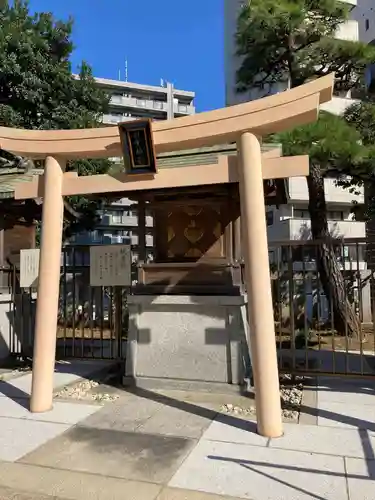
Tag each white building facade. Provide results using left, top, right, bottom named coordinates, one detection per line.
left=70, top=78, right=196, bottom=259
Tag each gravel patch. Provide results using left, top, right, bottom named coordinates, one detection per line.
left=54, top=378, right=120, bottom=404
left=220, top=374, right=304, bottom=421
left=0, top=366, right=31, bottom=381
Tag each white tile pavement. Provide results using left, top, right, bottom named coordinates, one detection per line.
left=0, top=363, right=103, bottom=462
left=169, top=377, right=375, bottom=500
left=169, top=439, right=348, bottom=500
left=345, top=457, right=375, bottom=500
left=0, top=397, right=99, bottom=424
left=0, top=417, right=70, bottom=462
left=0, top=360, right=112, bottom=398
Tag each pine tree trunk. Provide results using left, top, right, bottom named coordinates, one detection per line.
left=306, top=163, right=360, bottom=338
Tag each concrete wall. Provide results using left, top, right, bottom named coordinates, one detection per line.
left=125, top=294, right=251, bottom=389
left=352, top=0, right=375, bottom=44
left=0, top=293, right=35, bottom=361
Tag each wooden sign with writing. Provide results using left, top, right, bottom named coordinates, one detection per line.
left=90, top=245, right=131, bottom=287
left=20, top=248, right=40, bottom=288
left=118, top=119, right=157, bottom=175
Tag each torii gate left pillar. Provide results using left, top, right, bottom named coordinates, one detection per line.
left=30, top=156, right=65, bottom=412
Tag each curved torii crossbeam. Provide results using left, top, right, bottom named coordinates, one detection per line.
left=1, top=74, right=334, bottom=438
left=1, top=74, right=332, bottom=159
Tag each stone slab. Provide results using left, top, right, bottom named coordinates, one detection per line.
left=0, top=360, right=115, bottom=399
left=345, top=457, right=375, bottom=500
left=0, top=485, right=71, bottom=500
left=80, top=392, right=165, bottom=432
left=317, top=380, right=375, bottom=407
left=0, top=417, right=69, bottom=462
left=169, top=439, right=348, bottom=500
left=136, top=405, right=214, bottom=439
left=317, top=401, right=375, bottom=431
left=201, top=415, right=269, bottom=447
left=299, top=384, right=318, bottom=426
left=20, top=426, right=197, bottom=485
left=0, top=397, right=99, bottom=424
left=126, top=297, right=248, bottom=385
left=269, top=423, right=375, bottom=459
left=157, top=488, right=245, bottom=500
left=0, top=461, right=162, bottom=500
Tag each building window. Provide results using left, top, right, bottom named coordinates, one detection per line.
left=327, top=211, right=344, bottom=221
left=266, top=211, right=274, bottom=226
left=366, top=19, right=370, bottom=31
left=111, top=212, right=123, bottom=224
left=294, top=209, right=309, bottom=219
left=153, top=100, right=163, bottom=109
left=111, top=94, right=122, bottom=103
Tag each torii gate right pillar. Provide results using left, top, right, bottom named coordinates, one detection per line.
left=237, top=132, right=283, bottom=438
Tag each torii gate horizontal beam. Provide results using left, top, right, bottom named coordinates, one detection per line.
left=14, top=152, right=309, bottom=200
left=1, top=74, right=334, bottom=159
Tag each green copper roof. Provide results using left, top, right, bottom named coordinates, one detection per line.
left=0, top=143, right=282, bottom=198
left=0, top=168, right=44, bottom=199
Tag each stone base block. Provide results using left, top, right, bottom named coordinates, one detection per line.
left=124, top=294, right=251, bottom=389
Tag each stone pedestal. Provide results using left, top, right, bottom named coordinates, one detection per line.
left=123, top=294, right=251, bottom=391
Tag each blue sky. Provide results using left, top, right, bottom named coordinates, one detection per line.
left=27, top=0, right=224, bottom=112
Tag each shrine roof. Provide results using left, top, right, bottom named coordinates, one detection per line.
left=117, top=142, right=282, bottom=170
left=0, top=168, right=44, bottom=200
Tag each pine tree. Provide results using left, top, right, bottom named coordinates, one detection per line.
left=235, top=0, right=375, bottom=337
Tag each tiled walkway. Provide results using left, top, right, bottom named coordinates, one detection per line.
left=0, top=361, right=107, bottom=462
left=169, top=377, right=375, bottom=500
left=0, top=373, right=374, bottom=499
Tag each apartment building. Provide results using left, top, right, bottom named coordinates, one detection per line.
left=70, top=78, right=196, bottom=261
left=224, top=0, right=368, bottom=256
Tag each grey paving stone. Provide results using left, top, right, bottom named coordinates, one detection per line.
left=201, top=415, right=269, bottom=447
left=0, top=484, right=70, bottom=499
left=269, top=422, right=375, bottom=459
left=345, top=457, right=375, bottom=500
left=169, top=439, right=348, bottom=500
left=80, top=393, right=164, bottom=432
left=0, top=360, right=114, bottom=399
left=317, top=401, right=375, bottom=431
left=20, top=425, right=197, bottom=485
left=157, top=488, right=245, bottom=500
left=136, top=405, right=214, bottom=439
left=317, top=380, right=375, bottom=407
left=0, top=417, right=69, bottom=462
left=0, top=461, right=162, bottom=500
left=0, top=397, right=99, bottom=425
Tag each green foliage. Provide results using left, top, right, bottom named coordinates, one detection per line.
left=0, top=0, right=111, bottom=237
left=236, top=0, right=375, bottom=203
left=236, top=0, right=375, bottom=94
left=343, top=101, right=375, bottom=217
left=274, top=111, right=365, bottom=171
left=274, top=110, right=374, bottom=204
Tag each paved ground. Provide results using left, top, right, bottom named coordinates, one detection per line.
left=0, top=369, right=374, bottom=499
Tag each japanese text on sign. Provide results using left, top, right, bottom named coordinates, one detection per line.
left=90, top=245, right=131, bottom=287
left=20, top=249, right=40, bottom=288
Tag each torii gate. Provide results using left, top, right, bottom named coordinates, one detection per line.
left=1, top=74, right=334, bottom=438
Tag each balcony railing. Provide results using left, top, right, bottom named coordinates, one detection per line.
left=108, top=95, right=195, bottom=115
left=288, top=176, right=364, bottom=204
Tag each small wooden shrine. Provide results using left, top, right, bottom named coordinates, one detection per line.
left=130, top=144, right=287, bottom=295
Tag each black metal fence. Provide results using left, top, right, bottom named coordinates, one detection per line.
left=1, top=238, right=375, bottom=376
left=0, top=245, right=129, bottom=361
left=268, top=237, right=375, bottom=378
